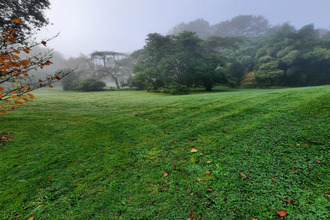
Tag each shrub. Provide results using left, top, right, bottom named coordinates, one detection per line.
left=74, top=78, right=106, bottom=91
left=160, top=84, right=190, bottom=95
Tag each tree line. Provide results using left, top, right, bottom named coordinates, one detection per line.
left=61, top=15, right=330, bottom=93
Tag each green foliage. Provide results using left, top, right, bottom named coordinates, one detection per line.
left=159, top=84, right=190, bottom=95
left=73, top=78, right=106, bottom=92
left=255, top=61, right=284, bottom=86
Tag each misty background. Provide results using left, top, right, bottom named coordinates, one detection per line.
left=40, top=0, right=330, bottom=58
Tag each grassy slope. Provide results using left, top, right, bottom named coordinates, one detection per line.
left=0, top=86, right=329, bottom=219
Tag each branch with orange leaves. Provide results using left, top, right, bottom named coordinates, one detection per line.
left=0, top=18, right=73, bottom=114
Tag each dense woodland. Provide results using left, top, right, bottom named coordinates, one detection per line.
left=61, top=15, right=330, bottom=93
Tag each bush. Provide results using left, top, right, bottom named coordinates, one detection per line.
left=160, top=84, right=190, bottom=95
left=74, top=78, right=106, bottom=91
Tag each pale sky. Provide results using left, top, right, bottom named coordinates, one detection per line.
left=40, top=0, right=330, bottom=58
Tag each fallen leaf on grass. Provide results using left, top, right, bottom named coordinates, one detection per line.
left=206, top=161, right=211, bottom=164
left=325, top=194, right=330, bottom=199
left=240, top=173, right=247, bottom=179
left=163, top=172, right=168, bottom=177
left=250, top=218, right=259, bottom=220
left=272, top=178, right=278, bottom=182
left=291, top=168, right=296, bottom=172
left=205, top=171, right=210, bottom=175
left=27, top=217, right=35, bottom=220
left=280, top=198, right=293, bottom=204
left=277, top=210, right=287, bottom=217
left=316, top=160, right=321, bottom=164
left=190, top=148, right=197, bottom=153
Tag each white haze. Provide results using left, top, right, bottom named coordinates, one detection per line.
left=40, top=0, right=330, bottom=58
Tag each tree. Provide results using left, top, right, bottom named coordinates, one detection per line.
left=132, top=32, right=228, bottom=92
left=168, top=18, right=212, bottom=39
left=0, top=0, right=50, bottom=41
left=212, top=15, right=270, bottom=37
left=91, top=51, right=128, bottom=90
left=0, top=16, right=70, bottom=113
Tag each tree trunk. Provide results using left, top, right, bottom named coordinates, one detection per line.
left=114, top=77, right=120, bottom=90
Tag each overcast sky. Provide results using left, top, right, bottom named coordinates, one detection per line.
left=40, top=0, right=330, bottom=58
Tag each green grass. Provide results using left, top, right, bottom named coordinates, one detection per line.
left=0, top=86, right=329, bottom=219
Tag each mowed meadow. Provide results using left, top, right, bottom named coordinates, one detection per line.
left=0, top=86, right=329, bottom=219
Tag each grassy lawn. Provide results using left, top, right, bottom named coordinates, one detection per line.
left=0, top=86, right=329, bottom=219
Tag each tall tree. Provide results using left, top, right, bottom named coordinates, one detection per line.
left=91, top=51, right=128, bottom=90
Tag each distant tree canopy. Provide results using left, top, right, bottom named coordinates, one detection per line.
left=61, top=15, right=330, bottom=94
left=131, top=32, right=228, bottom=93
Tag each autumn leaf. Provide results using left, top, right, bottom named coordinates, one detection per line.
left=41, top=41, right=47, bottom=46
left=280, top=198, right=293, bottom=204
left=23, top=47, right=31, bottom=53
left=205, top=171, right=210, bottom=175
left=272, top=178, right=278, bottom=182
left=277, top=210, right=287, bottom=217
left=12, top=18, right=22, bottom=24
left=250, top=218, right=259, bottom=220
left=0, top=111, right=8, bottom=114
left=48, top=84, right=53, bottom=88
left=240, top=173, right=247, bottom=179
left=22, top=86, right=30, bottom=91
left=0, top=86, right=4, bottom=91
left=316, top=160, right=321, bottom=164
left=190, top=148, right=197, bottom=153
left=27, top=217, right=35, bottom=220
left=56, top=76, right=61, bottom=80
left=28, top=93, right=35, bottom=99
left=163, top=172, right=168, bottom=177
left=0, top=93, right=4, bottom=98
left=206, top=161, right=211, bottom=164
left=14, top=101, right=23, bottom=105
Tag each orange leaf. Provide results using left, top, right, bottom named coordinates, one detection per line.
left=0, top=93, right=4, bottom=98
left=0, top=86, right=4, bottom=91
left=44, top=60, right=53, bottom=66
left=41, top=41, right=47, bottom=46
left=316, top=160, right=321, bottom=164
left=4, top=100, right=11, bottom=103
left=272, top=178, right=278, bottom=182
left=207, top=161, right=211, bottom=164
left=56, top=76, right=61, bottom=80
left=12, top=18, right=22, bottom=24
left=48, top=84, right=53, bottom=88
left=14, top=101, right=23, bottom=105
left=0, top=110, right=8, bottom=114
left=28, top=93, right=35, bottom=99
left=27, top=217, right=35, bottom=220
left=250, top=218, right=259, bottom=220
left=277, top=210, right=287, bottom=217
left=23, top=47, right=31, bottom=53
left=205, top=171, right=211, bottom=175
left=13, top=49, right=20, bottom=54
left=21, top=60, right=30, bottom=66
left=11, top=90, right=17, bottom=94
left=22, top=86, right=30, bottom=91
left=23, top=98, right=30, bottom=102
left=163, top=172, right=168, bottom=177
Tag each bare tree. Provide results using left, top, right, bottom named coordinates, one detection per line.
left=91, top=51, right=128, bottom=90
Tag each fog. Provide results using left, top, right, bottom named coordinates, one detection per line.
left=40, top=0, right=330, bottom=58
